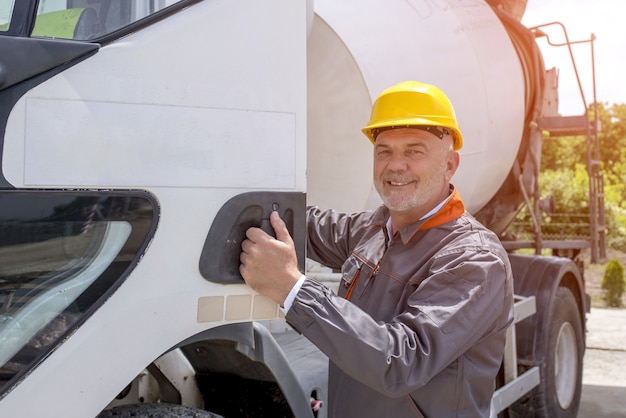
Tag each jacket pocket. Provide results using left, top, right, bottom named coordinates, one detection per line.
left=340, top=256, right=362, bottom=299
left=340, top=253, right=381, bottom=303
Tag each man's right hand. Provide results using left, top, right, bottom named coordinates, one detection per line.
left=239, top=211, right=301, bottom=306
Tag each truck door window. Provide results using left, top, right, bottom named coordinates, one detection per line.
left=0, top=0, right=15, bottom=32
left=32, top=0, right=186, bottom=40
left=0, top=191, right=156, bottom=395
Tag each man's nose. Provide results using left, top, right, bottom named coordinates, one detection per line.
left=386, top=152, right=409, bottom=171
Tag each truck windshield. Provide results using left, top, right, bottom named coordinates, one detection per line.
left=1, top=0, right=186, bottom=40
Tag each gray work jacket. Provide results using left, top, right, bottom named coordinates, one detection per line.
left=285, top=191, right=514, bottom=417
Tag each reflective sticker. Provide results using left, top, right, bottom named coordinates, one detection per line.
left=196, top=296, right=225, bottom=323
left=252, top=295, right=279, bottom=320
left=225, top=294, right=252, bottom=321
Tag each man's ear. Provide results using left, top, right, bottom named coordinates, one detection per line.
left=446, top=151, right=460, bottom=180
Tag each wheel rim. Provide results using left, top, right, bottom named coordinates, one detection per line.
left=554, top=321, right=577, bottom=409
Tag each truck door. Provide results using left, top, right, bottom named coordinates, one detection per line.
left=0, top=0, right=185, bottom=397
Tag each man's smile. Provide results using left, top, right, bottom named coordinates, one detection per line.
left=385, top=179, right=415, bottom=188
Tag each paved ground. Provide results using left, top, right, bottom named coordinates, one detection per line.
left=579, top=307, right=626, bottom=417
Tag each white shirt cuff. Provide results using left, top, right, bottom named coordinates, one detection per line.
left=282, top=274, right=306, bottom=313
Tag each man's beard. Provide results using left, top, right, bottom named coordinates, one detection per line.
left=375, top=169, right=446, bottom=212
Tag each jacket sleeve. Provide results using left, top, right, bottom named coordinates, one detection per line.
left=305, top=206, right=371, bottom=270
left=285, top=246, right=513, bottom=398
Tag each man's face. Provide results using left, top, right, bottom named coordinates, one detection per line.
left=373, top=128, right=459, bottom=219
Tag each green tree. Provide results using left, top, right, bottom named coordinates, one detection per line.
left=604, top=169, right=626, bottom=251
left=594, top=103, right=626, bottom=250
left=540, top=130, right=586, bottom=171
left=595, top=103, right=626, bottom=176
left=524, top=102, right=626, bottom=251
left=539, top=165, right=589, bottom=213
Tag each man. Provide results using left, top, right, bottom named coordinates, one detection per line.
left=240, top=81, right=514, bottom=417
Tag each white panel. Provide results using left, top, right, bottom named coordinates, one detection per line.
left=24, top=98, right=296, bottom=189
left=4, top=0, right=307, bottom=193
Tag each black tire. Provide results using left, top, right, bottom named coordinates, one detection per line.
left=533, top=286, right=584, bottom=417
left=97, top=403, right=225, bottom=418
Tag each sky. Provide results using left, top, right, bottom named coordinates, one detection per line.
left=522, top=0, right=625, bottom=116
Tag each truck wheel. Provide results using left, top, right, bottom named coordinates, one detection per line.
left=535, top=286, right=584, bottom=417
left=97, top=403, right=225, bottom=418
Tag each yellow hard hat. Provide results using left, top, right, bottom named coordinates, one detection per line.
left=362, top=81, right=463, bottom=150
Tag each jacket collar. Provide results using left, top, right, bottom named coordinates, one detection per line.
left=367, top=185, right=466, bottom=245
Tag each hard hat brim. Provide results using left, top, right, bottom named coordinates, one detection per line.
left=362, top=120, right=463, bottom=150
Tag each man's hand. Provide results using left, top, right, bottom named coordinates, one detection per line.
left=239, top=211, right=301, bottom=306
